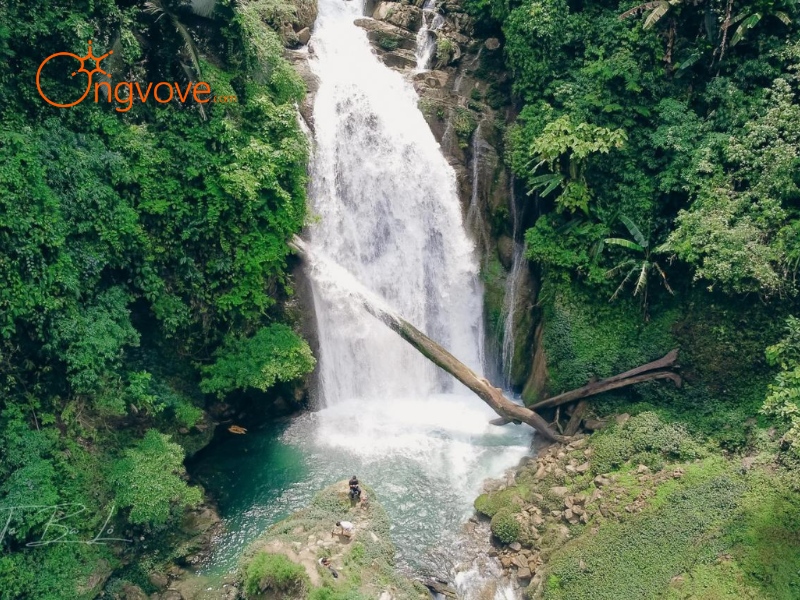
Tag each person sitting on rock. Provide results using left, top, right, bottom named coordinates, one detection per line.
left=333, top=520, right=355, bottom=538
left=318, top=557, right=339, bottom=578
left=348, top=475, right=361, bottom=501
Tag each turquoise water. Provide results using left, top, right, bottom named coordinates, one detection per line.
left=191, top=398, right=531, bottom=577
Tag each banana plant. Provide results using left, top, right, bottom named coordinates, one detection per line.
left=602, top=216, right=673, bottom=308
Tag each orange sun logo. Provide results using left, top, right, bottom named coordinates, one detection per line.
left=36, top=40, right=113, bottom=107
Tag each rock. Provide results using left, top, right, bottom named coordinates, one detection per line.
left=120, top=584, right=148, bottom=600
left=378, top=592, right=394, bottom=600
left=615, top=413, right=631, bottom=426
left=550, top=486, right=570, bottom=497
left=637, top=464, right=650, bottom=474
left=583, top=419, right=609, bottom=431
left=500, top=555, right=513, bottom=569
left=563, top=509, right=574, bottom=521
left=576, top=462, right=591, bottom=474
left=517, top=567, right=532, bottom=581
left=297, top=27, right=311, bottom=45
left=534, top=466, right=547, bottom=480
left=593, top=475, right=611, bottom=488
left=149, top=572, right=169, bottom=590
left=531, top=514, right=544, bottom=527
left=580, top=513, right=589, bottom=524
left=571, top=505, right=584, bottom=516
left=497, top=235, right=514, bottom=269
left=531, top=492, right=544, bottom=503
left=484, top=37, right=501, bottom=50
left=373, top=2, right=423, bottom=31
left=509, top=541, right=522, bottom=552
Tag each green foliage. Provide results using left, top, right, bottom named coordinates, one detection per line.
left=452, top=107, right=478, bottom=147
left=110, top=430, right=202, bottom=526
left=0, top=0, right=312, bottom=591
left=591, top=412, right=706, bottom=474
left=243, top=552, right=308, bottom=598
left=539, top=457, right=800, bottom=600
left=377, top=35, right=399, bottom=51
left=526, top=115, right=627, bottom=214
left=763, top=316, right=800, bottom=464
left=538, top=277, right=676, bottom=393
left=603, top=215, right=672, bottom=307
left=490, top=507, right=521, bottom=543
left=201, top=324, right=315, bottom=396
left=474, top=487, right=522, bottom=517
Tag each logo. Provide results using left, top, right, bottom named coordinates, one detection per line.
left=36, top=40, right=236, bottom=112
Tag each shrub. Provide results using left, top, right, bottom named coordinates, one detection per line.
left=243, top=552, right=308, bottom=598
left=591, top=412, right=705, bottom=474
left=491, top=508, right=520, bottom=544
left=474, top=487, right=523, bottom=517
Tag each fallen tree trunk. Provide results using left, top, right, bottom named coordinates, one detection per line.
left=289, top=236, right=569, bottom=443
left=529, top=350, right=681, bottom=412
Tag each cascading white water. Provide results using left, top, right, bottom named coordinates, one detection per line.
left=308, top=0, right=485, bottom=405
left=293, top=1, right=531, bottom=596
left=500, top=178, right=527, bottom=387
left=415, top=0, right=443, bottom=71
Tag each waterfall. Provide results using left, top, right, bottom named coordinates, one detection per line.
left=415, top=0, right=443, bottom=71
left=297, top=0, right=529, bottom=595
left=466, top=122, right=490, bottom=259
left=500, top=178, right=527, bottom=387
left=307, top=0, right=485, bottom=405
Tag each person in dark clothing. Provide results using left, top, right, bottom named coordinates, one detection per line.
left=348, top=475, right=361, bottom=500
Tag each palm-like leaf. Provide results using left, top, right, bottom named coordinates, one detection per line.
left=604, top=237, right=645, bottom=252
left=634, top=261, right=649, bottom=296
left=529, top=173, right=564, bottom=197
left=644, top=1, right=671, bottom=28
left=653, top=262, right=674, bottom=294
left=610, top=265, right=639, bottom=301
left=730, top=13, right=762, bottom=45
left=619, top=215, right=648, bottom=248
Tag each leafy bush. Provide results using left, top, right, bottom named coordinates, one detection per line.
left=474, top=488, right=521, bottom=517
left=491, top=507, right=520, bottom=544
left=377, top=35, right=399, bottom=51
left=591, top=412, right=706, bottom=474
left=201, top=325, right=315, bottom=396
left=110, top=430, right=202, bottom=526
left=243, top=552, right=308, bottom=598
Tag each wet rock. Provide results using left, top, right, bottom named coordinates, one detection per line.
left=484, top=37, right=500, bottom=50
left=517, top=567, right=532, bottom=581
left=297, top=27, right=311, bottom=45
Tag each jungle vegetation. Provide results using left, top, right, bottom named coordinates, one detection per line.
left=0, top=0, right=315, bottom=597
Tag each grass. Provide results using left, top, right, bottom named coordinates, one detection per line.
left=537, top=458, right=800, bottom=600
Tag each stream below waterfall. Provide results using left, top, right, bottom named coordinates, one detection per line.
left=190, top=0, right=532, bottom=596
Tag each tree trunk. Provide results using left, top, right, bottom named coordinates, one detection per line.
left=529, top=350, right=681, bottom=412
left=290, top=236, right=569, bottom=443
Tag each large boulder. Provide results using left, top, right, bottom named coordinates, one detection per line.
left=372, top=2, right=423, bottom=31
